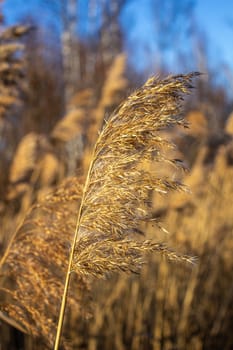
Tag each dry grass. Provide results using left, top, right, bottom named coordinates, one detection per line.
left=70, top=73, right=198, bottom=276
left=0, top=73, right=199, bottom=349
left=0, top=177, right=91, bottom=349
left=0, top=25, right=31, bottom=119
left=82, top=140, right=233, bottom=350
left=0, top=34, right=232, bottom=349
left=0, top=25, right=31, bottom=200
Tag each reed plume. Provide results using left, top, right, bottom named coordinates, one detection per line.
left=54, top=73, right=198, bottom=348
left=72, top=73, right=198, bottom=273
left=0, top=177, right=90, bottom=349
left=0, top=73, right=198, bottom=349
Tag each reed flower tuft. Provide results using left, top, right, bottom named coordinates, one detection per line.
left=0, top=73, right=199, bottom=349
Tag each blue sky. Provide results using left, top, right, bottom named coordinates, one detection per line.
left=1, top=0, right=233, bottom=75
left=196, top=0, right=233, bottom=65
left=121, top=0, right=233, bottom=73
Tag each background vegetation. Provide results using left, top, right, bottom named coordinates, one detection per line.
left=0, top=1, right=232, bottom=349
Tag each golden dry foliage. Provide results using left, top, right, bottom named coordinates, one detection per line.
left=51, top=109, right=85, bottom=143
left=0, top=73, right=198, bottom=349
left=185, top=110, right=208, bottom=136
left=7, top=132, right=52, bottom=206
left=36, top=152, right=63, bottom=188
left=225, top=111, right=233, bottom=136
left=83, top=138, right=233, bottom=350
left=0, top=25, right=30, bottom=40
left=97, top=53, right=128, bottom=109
left=72, top=73, right=199, bottom=278
left=0, top=25, right=30, bottom=118
left=7, top=132, right=64, bottom=207
left=0, top=177, right=90, bottom=349
left=51, top=108, right=86, bottom=177
left=50, top=54, right=128, bottom=177
left=9, top=133, right=45, bottom=184
left=152, top=144, right=207, bottom=214
left=55, top=71, right=199, bottom=350
left=0, top=25, right=31, bottom=199
left=86, top=53, right=128, bottom=150
left=68, top=88, right=94, bottom=110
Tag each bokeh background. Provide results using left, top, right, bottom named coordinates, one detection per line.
left=0, top=1, right=233, bottom=349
